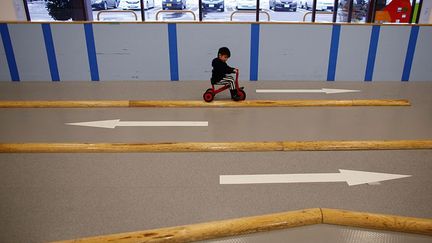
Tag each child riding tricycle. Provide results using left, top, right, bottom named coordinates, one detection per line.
left=202, top=47, right=246, bottom=102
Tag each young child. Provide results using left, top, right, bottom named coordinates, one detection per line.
left=211, top=47, right=238, bottom=99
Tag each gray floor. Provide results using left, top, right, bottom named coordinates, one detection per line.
left=0, top=81, right=431, bottom=243
left=0, top=81, right=431, bottom=143
left=0, top=80, right=431, bottom=101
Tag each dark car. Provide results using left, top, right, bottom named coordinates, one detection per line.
left=202, top=0, right=224, bottom=12
left=162, top=0, right=187, bottom=10
left=91, top=0, right=119, bottom=10
left=269, top=0, right=297, bottom=11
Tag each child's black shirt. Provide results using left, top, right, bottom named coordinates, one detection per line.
left=211, top=58, right=235, bottom=84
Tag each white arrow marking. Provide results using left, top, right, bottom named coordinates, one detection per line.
left=220, top=169, right=411, bottom=186
left=256, top=88, right=360, bottom=94
left=66, top=119, right=208, bottom=129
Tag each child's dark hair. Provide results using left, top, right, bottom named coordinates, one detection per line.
left=218, top=47, right=231, bottom=58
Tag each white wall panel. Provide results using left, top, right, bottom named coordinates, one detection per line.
left=373, top=26, right=411, bottom=81
left=0, top=31, right=10, bottom=81
left=177, top=24, right=250, bottom=81
left=336, top=25, right=371, bottom=81
left=51, top=24, right=91, bottom=81
left=259, top=24, right=332, bottom=81
left=410, top=26, right=432, bottom=81
left=8, top=24, right=50, bottom=81
left=93, top=24, right=170, bottom=81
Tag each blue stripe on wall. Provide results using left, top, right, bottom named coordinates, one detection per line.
left=327, top=24, right=341, bottom=81
left=402, top=26, right=419, bottom=82
left=84, top=23, right=99, bottom=81
left=42, top=24, right=60, bottom=81
left=168, top=23, right=179, bottom=81
left=250, top=24, right=260, bottom=81
left=0, top=23, right=20, bottom=81
left=365, top=25, right=380, bottom=82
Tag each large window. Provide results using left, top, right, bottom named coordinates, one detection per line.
left=111, top=0, right=198, bottom=21
left=21, top=0, right=423, bottom=23
left=25, top=0, right=65, bottom=21
left=264, top=0, right=313, bottom=22
left=93, top=0, right=142, bottom=21
left=154, top=0, right=198, bottom=21
left=203, top=0, right=262, bottom=22
left=302, top=0, right=334, bottom=22
left=337, top=0, right=369, bottom=23
left=201, top=0, right=229, bottom=21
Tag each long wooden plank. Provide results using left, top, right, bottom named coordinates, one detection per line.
left=322, top=208, right=432, bottom=236
left=131, top=99, right=410, bottom=107
left=0, top=142, right=284, bottom=153
left=1, top=140, right=432, bottom=153
left=53, top=208, right=323, bottom=243
left=53, top=208, right=432, bottom=242
left=282, top=140, right=432, bottom=151
left=352, top=99, right=410, bottom=106
left=0, top=99, right=410, bottom=108
left=0, top=100, right=129, bottom=108
left=130, top=100, right=354, bottom=107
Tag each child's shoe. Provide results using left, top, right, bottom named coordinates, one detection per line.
left=230, top=90, right=240, bottom=100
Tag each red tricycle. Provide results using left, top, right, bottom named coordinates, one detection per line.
left=202, top=68, right=246, bottom=102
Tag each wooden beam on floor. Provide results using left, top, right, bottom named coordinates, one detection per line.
left=53, top=208, right=323, bottom=243
left=0, top=142, right=284, bottom=153
left=322, top=208, right=432, bottom=236
left=1, top=140, right=432, bottom=153
left=0, top=99, right=410, bottom=108
left=282, top=140, right=432, bottom=151
left=0, top=100, right=129, bottom=108
left=52, top=208, right=432, bottom=243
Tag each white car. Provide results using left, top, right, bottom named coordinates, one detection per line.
left=119, top=0, right=155, bottom=10
left=236, top=0, right=257, bottom=10
left=299, top=0, right=334, bottom=11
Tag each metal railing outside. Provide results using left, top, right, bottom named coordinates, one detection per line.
left=303, top=11, right=333, bottom=22
left=155, top=10, right=197, bottom=21
left=230, top=10, right=271, bottom=21
left=96, top=10, right=138, bottom=21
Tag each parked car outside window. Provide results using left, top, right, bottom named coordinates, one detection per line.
left=236, top=0, right=257, bottom=10
left=119, top=0, right=155, bottom=10
left=269, top=0, right=297, bottom=11
left=299, top=0, right=334, bottom=11
left=202, top=0, right=225, bottom=12
left=162, top=0, right=187, bottom=10
left=91, top=0, right=119, bottom=10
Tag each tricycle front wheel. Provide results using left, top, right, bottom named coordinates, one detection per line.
left=233, top=89, right=246, bottom=101
left=203, top=91, right=214, bottom=102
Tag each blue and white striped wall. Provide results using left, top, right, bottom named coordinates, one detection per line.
left=0, top=22, right=431, bottom=82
